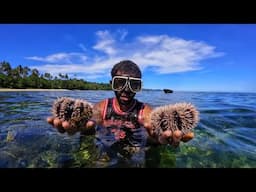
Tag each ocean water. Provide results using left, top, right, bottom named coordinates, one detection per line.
left=0, top=90, right=255, bottom=168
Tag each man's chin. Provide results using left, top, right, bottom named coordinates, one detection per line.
left=115, top=92, right=135, bottom=105
left=119, top=99, right=130, bottom=105
left=119, top=96, right=132, bottom=105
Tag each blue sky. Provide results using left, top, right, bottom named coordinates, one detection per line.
left=1, top=24, right=255, bottom=92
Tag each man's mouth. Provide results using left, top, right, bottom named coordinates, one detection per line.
left=120, top=92, right=131, bottom=101
left=120, top=95, right=129, bottom=101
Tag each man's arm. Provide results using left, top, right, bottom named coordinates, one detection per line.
left=141, top=104, right=160, bottom=144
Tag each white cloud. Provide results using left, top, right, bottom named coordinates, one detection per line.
left=78, top=43, right=87, bottom=52
left=26, top=52, right=87, bottom=64
left=131, top=35, right=223, bottom=74
left=93, top=30, right=117, bottom=56
left=117, top=29, right=128, bottom=41
left=26, top=30, right=224, bottom=80
left=137, top=35, right=164, bottom=44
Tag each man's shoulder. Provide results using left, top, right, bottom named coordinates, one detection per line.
left=143, top=103, right=152, bottom=111
left=135, top=99, right=152, bottom=111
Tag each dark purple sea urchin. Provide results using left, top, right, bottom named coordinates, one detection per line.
left=52, top=97, right=93, bottom=130
left=150, top=102, right=199, bottom=136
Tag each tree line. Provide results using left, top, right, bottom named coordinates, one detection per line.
left=0, top=61, right=111, bottom=90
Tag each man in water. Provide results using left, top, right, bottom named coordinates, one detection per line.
left=47, top=60, right=194, bottom=167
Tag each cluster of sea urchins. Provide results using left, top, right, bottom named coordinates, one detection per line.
left=150, top=102, right=199, bottom=136
left=52, top=97, right=93, bottom=130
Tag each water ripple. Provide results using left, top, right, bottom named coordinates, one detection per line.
left=0, top=91, right=255, bottom=167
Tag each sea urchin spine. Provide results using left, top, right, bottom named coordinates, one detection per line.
left=150, top=102, right=199, bottom=136
left=51, top=97, right=93, bottom=130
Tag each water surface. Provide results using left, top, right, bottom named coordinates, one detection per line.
left=0, top=90, right=255, bottom=168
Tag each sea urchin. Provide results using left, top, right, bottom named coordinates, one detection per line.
left=52, top=97, right=93, bottom=130
left=150, top=102, right=199, bottom=136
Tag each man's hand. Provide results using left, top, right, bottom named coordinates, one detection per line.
left=46, top=116, right=96, bottom=135
left=47, top=97, right=94, bottom=135
left=158, top=130, right=194, bottom=147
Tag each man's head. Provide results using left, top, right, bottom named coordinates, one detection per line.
left=110, top=60, right=142, bottom=105
left=111, top=60, right=142, bottom=78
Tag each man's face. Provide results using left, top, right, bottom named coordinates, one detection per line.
left=111, top=71, right=142, bottom=105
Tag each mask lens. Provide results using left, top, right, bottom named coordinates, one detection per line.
left=130, top=79, right=142, bottom=92
left=113, top=77, right=127, bottom=91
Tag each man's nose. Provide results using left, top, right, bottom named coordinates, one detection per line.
left=124, top=83, right=131, bottom=92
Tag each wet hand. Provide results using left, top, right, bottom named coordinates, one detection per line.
left=47, top=116, right=75, bottom=134
left=46, top=116, right=96, bottom=135
left=158, top=130, right=194, bottom=147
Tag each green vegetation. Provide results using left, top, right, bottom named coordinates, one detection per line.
left=0, top=61, right=111, bottom=90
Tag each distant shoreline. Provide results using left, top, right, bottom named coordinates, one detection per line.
left=0, top=88, right=69, bottom=92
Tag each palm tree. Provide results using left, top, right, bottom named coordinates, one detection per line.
left=0, top=61, right=12, bottom=75
left=24, top=66, right=31, bottom=77
left=31, top=68, right=39, bottom=77
left=44, top=72, right=52, bottom=80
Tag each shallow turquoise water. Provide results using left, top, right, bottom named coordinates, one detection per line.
left=0, top=90, right=255, bottom=168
